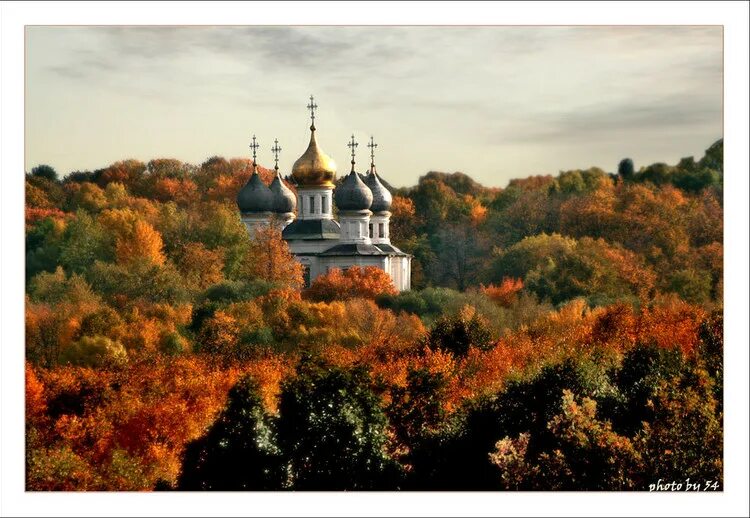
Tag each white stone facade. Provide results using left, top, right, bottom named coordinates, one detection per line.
left=278, top=183, right=411, bottom=291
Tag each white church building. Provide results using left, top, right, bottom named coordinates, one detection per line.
left=236, top=97, right=411, bottom=291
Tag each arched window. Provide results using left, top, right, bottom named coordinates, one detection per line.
left=302, top=265, right=311, bottom=288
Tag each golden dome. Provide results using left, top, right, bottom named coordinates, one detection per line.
left=291, top=129, right=337, bottom=187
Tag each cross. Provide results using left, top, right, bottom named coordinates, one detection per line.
left=249, top=135, right=259, bottom=166
left=367, top=136, right=378, bottom=169
left=347, top=134, right=358, bottom=170
left=307, top=95, right=318, bottom=129
left=271, top=139, right=282, bottom=171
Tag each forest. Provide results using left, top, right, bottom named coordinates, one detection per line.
left=25, top=139, right=723, bottom=490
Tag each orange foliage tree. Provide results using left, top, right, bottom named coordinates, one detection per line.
left=479, top=278, right=524, bottom=306
left=240, top=225, right=303, bottom=290
left=304, top=266, right=398, bottom=303
left=98, top=159, right=147, bottom=188
left=174, top=242, right=225, bottom=290
left=153, top=177, right=199, bottom=205
left=26, top=357, right=243, bottom=490
left=389, top=196, right=417, bottom=244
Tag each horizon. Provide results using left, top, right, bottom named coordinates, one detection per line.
left=25, top=26, right=722, bottom=188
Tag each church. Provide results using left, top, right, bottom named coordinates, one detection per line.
left=236, top=97, right=411, bottom=291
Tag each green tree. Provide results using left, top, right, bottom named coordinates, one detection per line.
left=277, top=356, right=402, bottom=490
left=59, top=335, right=128, bottom=368
left=388, top=368, right=451, bottom=448
left=618, top=158, right=634, bottom=180
left=31, top=164, right=59, bottom=183
left=489, top=391, right=641, bottom=490
left=491, top=233, right=654, bottom=305
left=177, top=375, right=283, bottom=490
left=28, top=267, right=100, bottom=306
left=59, top=210, right=113, bottom=273
left=698, top=139, right=723, bottom=174
left=668, top=268, right=712, bottom=304
left=427, top=306, right=493, bottom=356
left=638, top=368, right=722, bottom=486
left=406, top=359, right=617, bottom=490
left=635, top=162, right=674, bottom=186
left=86, top=259, right=190, bottom=305
left=26, top=218, right=64, bottom=281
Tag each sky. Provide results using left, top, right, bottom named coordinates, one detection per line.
left=25, top=26, right=722, bottom=188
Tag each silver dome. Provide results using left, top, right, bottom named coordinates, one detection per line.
left=364, top=170, right=392, bottom=212
left=237, top=172, right=274, bottom=213
left=270, top=172, right=297, bottom=214
left=335, top=170, right=373, bottom=211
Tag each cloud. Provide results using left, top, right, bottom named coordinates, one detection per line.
left=496, top=93, right=720, bottom=145
left=26, top=26, right=723, bottom=184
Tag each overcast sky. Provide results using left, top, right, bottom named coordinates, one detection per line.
left=25, top=26, right=722, bottom=188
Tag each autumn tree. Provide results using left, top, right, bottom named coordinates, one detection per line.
left=65, top=182, right=109, bottom=213
left=432, top=223, right=489, bottom=290
left=97, top=159, right=147, bottom=190
left=304, top=265, right=397, bottom=303
left=490, top=233, right=655, bottom=305
left=173, top=242, right=225, bottom=290
left=427, top=305, right=493, bottom=357
left=479, top=278, right=524, bottom=307
left=59, top=335, right=128, bottom=368
left=388, top=367, right=452, bottom=449
left=192, top=306, right=237, bottom=353
left=237, top=225, right=303, bottom=290
left=388, top=195, right=417, bottom=244
left=26, top=181, right=54, bottom=209
left=115, top=220, right=166, bottom=266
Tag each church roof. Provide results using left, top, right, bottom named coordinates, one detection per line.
left=364, top=169, right=392, bottom=212
left=282, top=218, right=340, bottom=240
left=270, top=171, right=297, bottom=214
left=372, top=243, right=410, bottom=256
left=237, top=171, right=274, bottom=213
left=335, top=170, right=373, bottom=211
left=318, top=243, right=389, bottom=256
left=318, top=243, right=411, bottom=257
left=292, top=128, right=337, bottom=188
left=291, top=97, right=336, bottom=187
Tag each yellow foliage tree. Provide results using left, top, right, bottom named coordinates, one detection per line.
left=115, top=220, right=166, bottom=266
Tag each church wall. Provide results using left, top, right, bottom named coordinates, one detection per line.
left=240, top=213, right=271, bottom=237
left=297, top=187, right=334, bottom=220
left=287, top=240, right=339, bottom=255
left=387, top=256, right=411, bottom=291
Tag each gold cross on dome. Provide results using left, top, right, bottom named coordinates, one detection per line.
left=307, top=95, right=318, bottom=129
left=347, top=134, right=358, bottom=171
left=249, top=135, right=259, bottom=165
left=367, top=136, right=378, bottom=169
left=271, top=139, right=282, bottom=171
